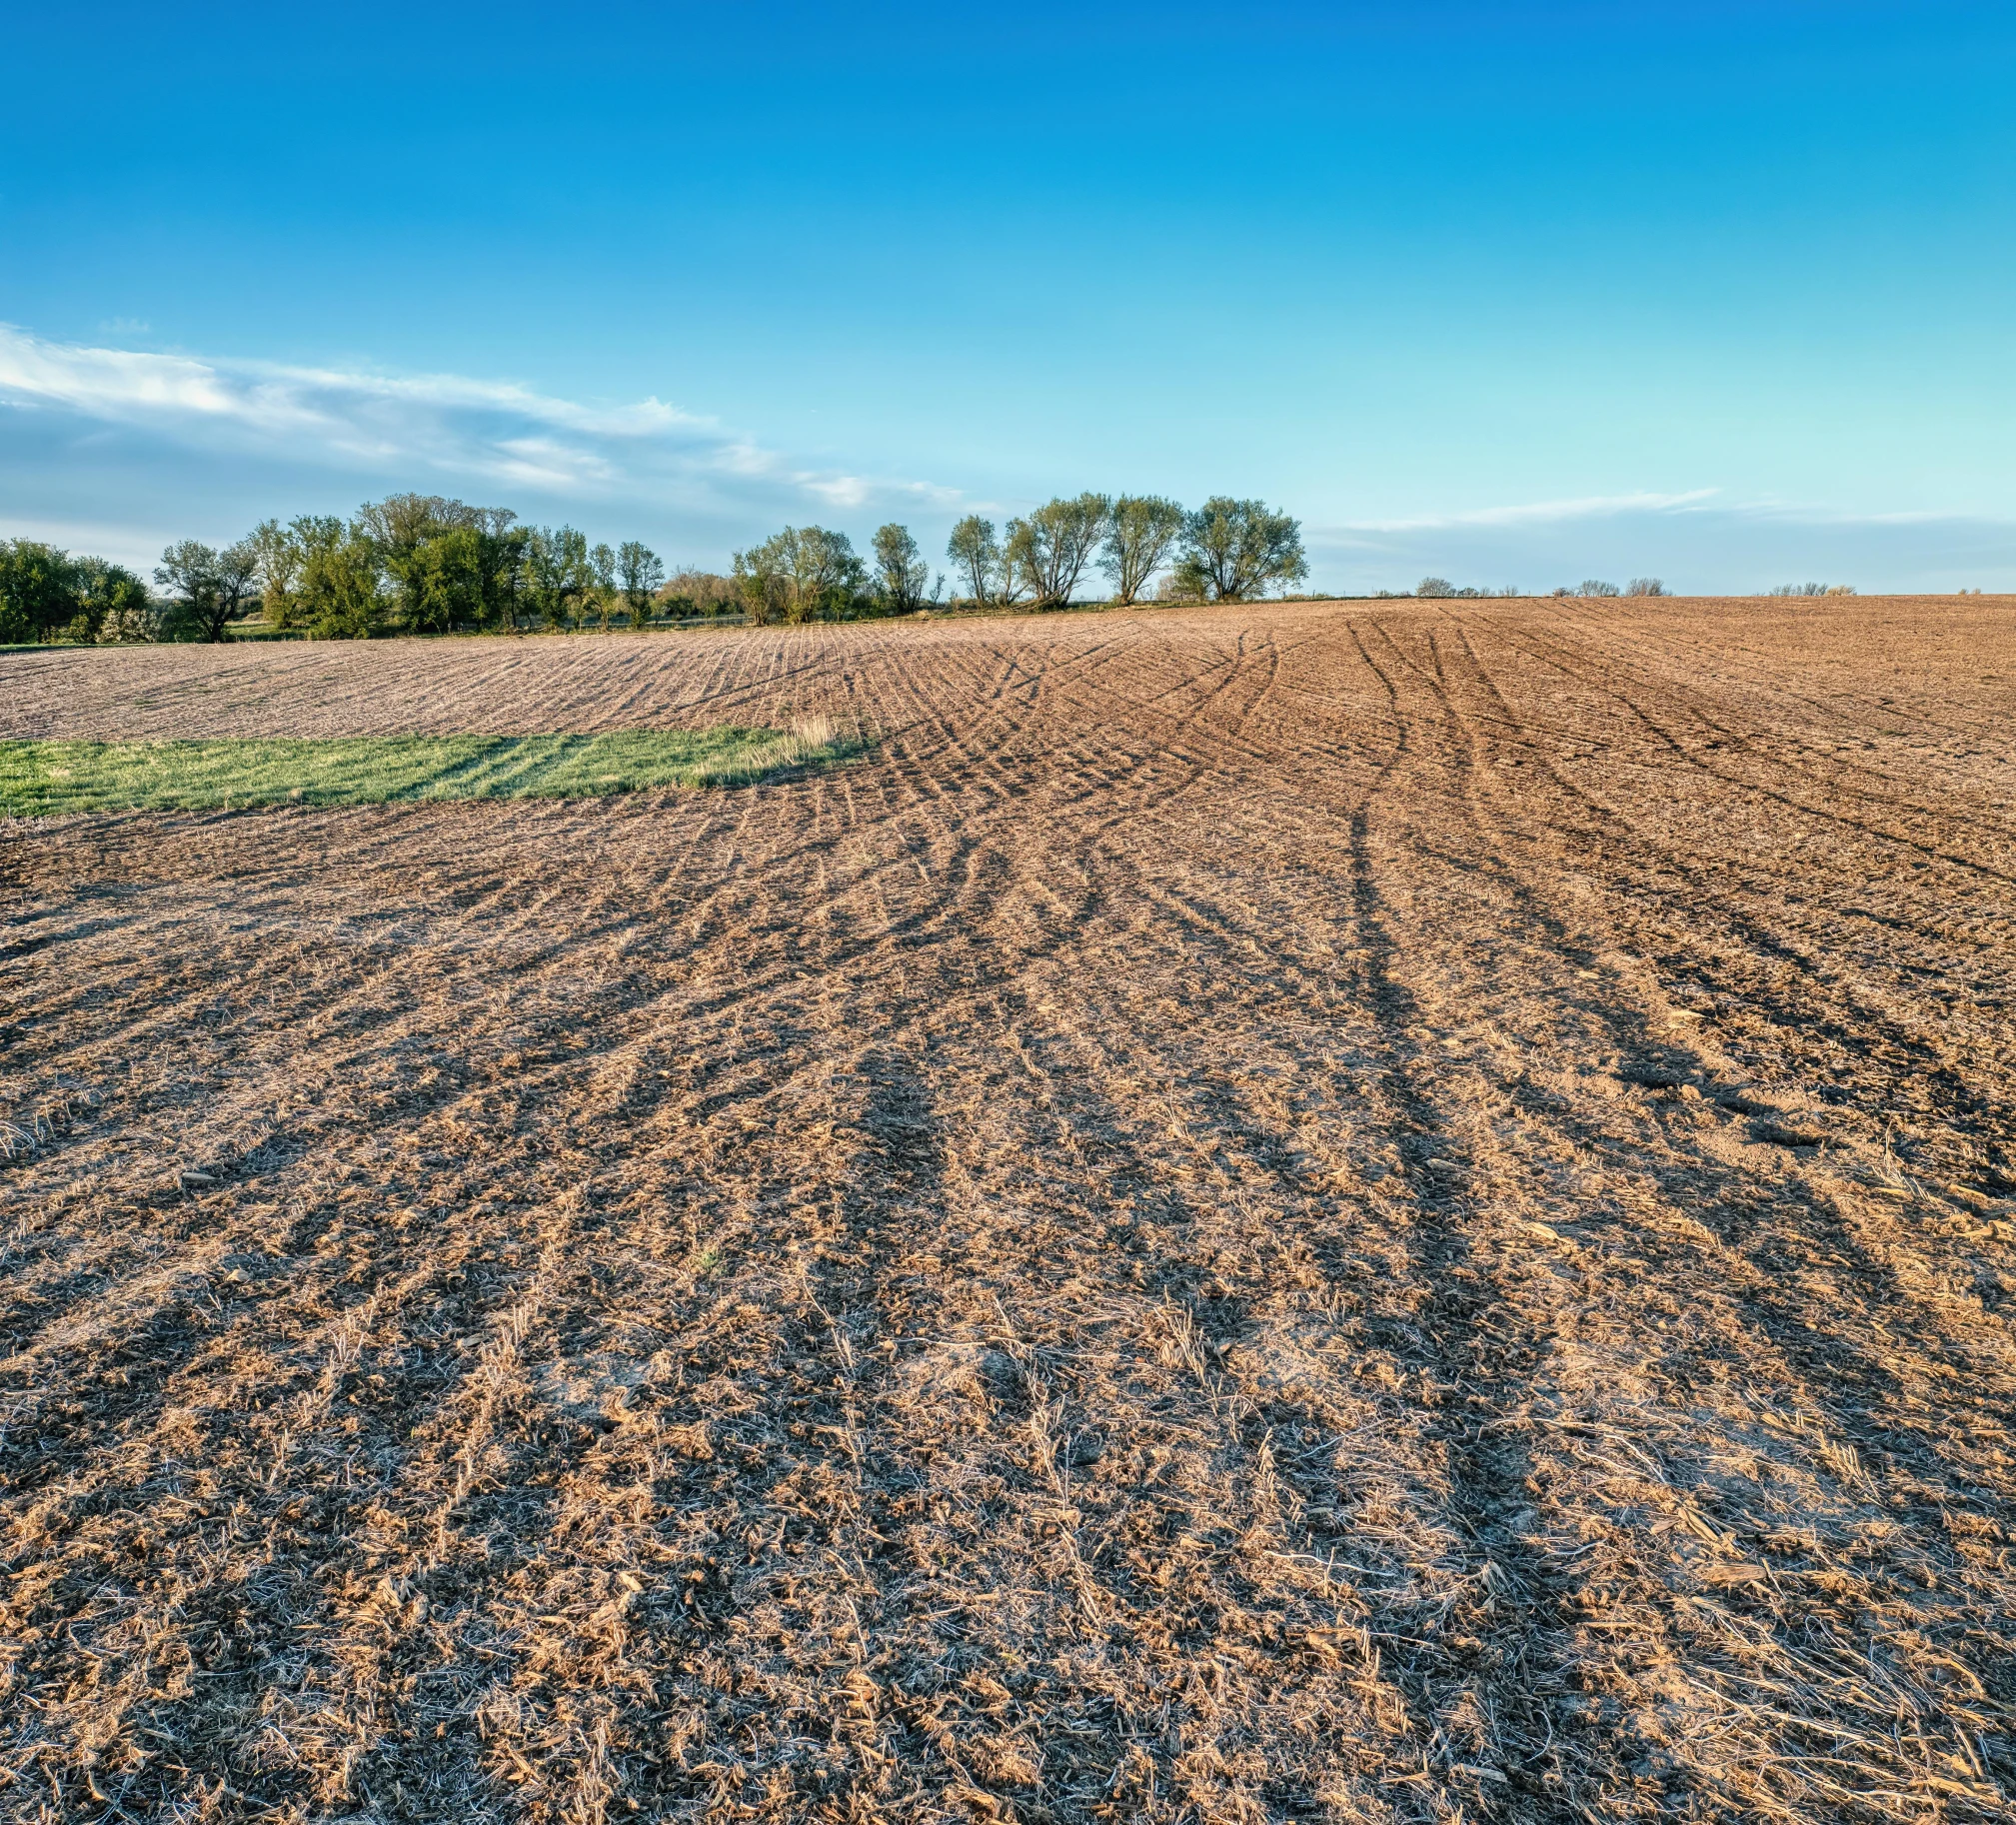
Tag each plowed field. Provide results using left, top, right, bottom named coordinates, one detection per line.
left=4, top=596, right=2014, bottom=1824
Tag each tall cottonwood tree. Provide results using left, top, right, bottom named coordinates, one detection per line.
left=873, top=523, right=930, bottom=613
left=249, top=519, right=304, bottom=626
left=1173, top=498, right=1307, bottom=602
left=735, top=526, right=863, bottom=624
left=475, top=511, right=530, bottom=629
left=295, top=521, right=387, bottom=639
left=781, top=526, right=864, bottom=622
left=409, top=527, right=485, bottom=632
left=618, top=541, right=665, bottom=623
left=588, top=543, right=620, bottom=628
left=523, top=526, right=592, bottom=630
left=360, top=495, right=477, bottom=628
left=733, top=541, right=787, bottom=626
left=1008, top=493, right=1109, bottom=609
left=947, top=516, right=1002, bottom=606
left=1100, top=496, right=1185, bottom=604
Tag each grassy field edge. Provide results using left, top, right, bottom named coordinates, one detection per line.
left=0, top=722, right=856, bottom=816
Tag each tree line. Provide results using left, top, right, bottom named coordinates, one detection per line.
left=1404, top=577, right=1669, bottom=600
left=228, top=497, right=672, bottom=640
left=730, top=495, right=1307, bottom=624
left=0, top=543, right=156, bottom=645
left=2, top=488, right=1310, bottom=644
left=942, top=495, right=1306, bottom=612
left=0, top=498, right=669, bottom=644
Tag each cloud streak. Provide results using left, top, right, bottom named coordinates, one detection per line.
left=5, top=323, right=2010, bottom=591
left=0, top=322, right=953, bottom=516
left=1332, top=489, right=1722, bottom=536
left=1306, top=487, right=2016, bottom=596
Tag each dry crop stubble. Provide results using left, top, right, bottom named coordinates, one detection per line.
left=2, top=598, right=2013, bottom=1823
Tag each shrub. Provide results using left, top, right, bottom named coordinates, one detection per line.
left=659, top=570, right=737, bottom=618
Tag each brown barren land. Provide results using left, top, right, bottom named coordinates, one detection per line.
left=3, top=596, right=2014, bottom=1824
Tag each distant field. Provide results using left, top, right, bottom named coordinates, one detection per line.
left=0, top=726, right=846, bottom=815
left=2, top=597, right=2012, bottom=1824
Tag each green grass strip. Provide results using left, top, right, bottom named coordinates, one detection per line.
left=0, top=726, right=852, bottom=816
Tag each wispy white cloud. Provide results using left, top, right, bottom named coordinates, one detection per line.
left=1305, top=487, right=2016, bottom=596
left=1717, top=497, right=2006, bottom=529
left=0, top=322, right=951, bottom=518
left=1323, top=489, right=1721, bottom=539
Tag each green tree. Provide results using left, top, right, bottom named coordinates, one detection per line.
left=358, top=494, right=533, bottom=632
left=617, top=541, right=665, bottom=626
left=269, top=517, right=343, bottom=635
left=362, top=494, right=439, bottom=627
left=476, top=511, right=529, bottom=629
left=79, top=559, right=154, bottom=643
left=356, top=493, right=471, bottom=554
left=522, top=526, right=591, bottom=630
left=793, top=526, right=865, bottom=622
left=248, top=519, right=307, bottom=627
left=737, top=526, right=865, bottom=624
left=154, top=540, right=257, bottom=643
left=409, top=526, right=485, bottom=633
left=1007, top=493, right=1109, bottom=609
left=0, top=541, right=84, bottom=643
left=293, top=523, right=386, bottom=639
left=587, top=542, right=619, bottom=629
left=1100, top=496, right=1185, bottom=605
left=947, top=515, right=1001, bottom=606
left=873, top=523, right=930, bottom=614
left=1172, top=498, right=1307, bottom=602
left=732, top=541, right=787, bottom=627
left=0, top=546, right=155, bottom=644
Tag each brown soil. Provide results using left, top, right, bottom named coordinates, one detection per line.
left=3, top=596, right=2013, bottom=1824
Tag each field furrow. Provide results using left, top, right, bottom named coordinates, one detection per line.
left=3, top=596, right=2011, bottom=1824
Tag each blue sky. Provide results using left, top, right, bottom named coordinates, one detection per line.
left=4, top=1, right=2013, bottom=593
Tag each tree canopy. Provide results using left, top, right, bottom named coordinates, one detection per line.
left=1007, top=494, right=1110, bottom=610
left=1173, top=499, right=1308, bottom=602
left=8, top=482, right=1327, bottom=648
left=734, top=526, right=866, bottom=626
left=946, top=516, right=1008, bottom=608
left=874, top=523, right=931, bottom=614
left=1101, top=496, right=1185, bottom=605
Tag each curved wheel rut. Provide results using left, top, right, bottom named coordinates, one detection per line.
left=4, top=597, right=2011, bottom=1825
